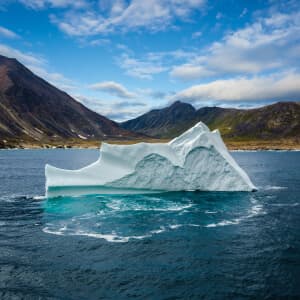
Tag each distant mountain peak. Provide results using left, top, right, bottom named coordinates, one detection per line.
left=169, top=100, right=194, bottom=108
left=121, top=100, right=300, bottom=140
left=171, top=100, right=185, bottom=105
left=121, top=100, right=197, bottom=137
left=0, top=55, right=22, bottom=71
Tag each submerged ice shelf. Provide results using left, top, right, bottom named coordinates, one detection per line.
left=45, top=122, right=256, bottom=197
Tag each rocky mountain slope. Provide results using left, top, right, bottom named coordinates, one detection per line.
left=121, top=101, right=197, bottom=137
left=0, top=55, right=140, bottom=148
left=121, top=101, right=300, bottom=142
left=1, top=54, right=299, bottom=149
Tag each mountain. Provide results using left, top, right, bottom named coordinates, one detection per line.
left=0, top=55, right=140, bottom=147
left=195, top=102, right=300, bottom=141
left=1, top=54, right=299, bottom=149
left=121, top=101, right=198, bottom=137
left=121, top=101, right=300, bottom=142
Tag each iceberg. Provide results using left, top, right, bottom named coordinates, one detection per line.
left=45, top=122, right=256, bottom=197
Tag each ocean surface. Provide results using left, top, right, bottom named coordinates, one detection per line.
left=0, top=149, right=300, bottom=299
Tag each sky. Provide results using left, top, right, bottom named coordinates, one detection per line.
left=0, top=0, right=300, bottom=121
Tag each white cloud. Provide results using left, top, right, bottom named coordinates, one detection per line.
left=117, top=53, right=168, bottom=79
left=0, top=26, right=19, bottom=39
left=88, top=38, right=110, bottom=47
left=170, top=64, right=214, bottom=80
left=192, top=31, right=202, bottom=39
left=47, top=0, right=206, bottom=36
left=76, top=37, right=111, bottom=48
left=116, top=49, right=197, bottom=79
left=29, top=65, right=75, bottom=91
left=113, top=8, right=300, bottom=83
left=170, top=11, right=300, bottom=81
left=0, top=44, right=165, bottom=119
left=89, top=81, right=136, bottom=99
left=0, top=43, right=74, bottom=91
left=111, top=7, right=300, bottom=82
left=76, top=94, right=149, bottom=121
left=0, top=44, right=44, bottom=66
left=19, top=0, right=87, bottom=9
left=173, top=71, right=300, bottom=103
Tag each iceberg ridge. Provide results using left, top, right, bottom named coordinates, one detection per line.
left=45, top=122, right=256, bottom=197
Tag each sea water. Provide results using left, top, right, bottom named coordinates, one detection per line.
left=0, top=149, right=299, bottom=299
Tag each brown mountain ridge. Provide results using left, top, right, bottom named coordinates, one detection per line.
left=0, top=55, right=141, bottom=148
left=121, top=101, right=300, bottom=149
left=0, top=54, right=299, bottom=149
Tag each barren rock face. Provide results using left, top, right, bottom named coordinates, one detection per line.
left=0, top=54, right=141, bottom=144
left=121, top=99, right=300, bottom=141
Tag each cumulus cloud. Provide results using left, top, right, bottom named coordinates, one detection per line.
left=112, top=8, right=300, bottom=82
left=89, top=81, right=136, bottom=99
left=170, top=64, right=214, bottom=80
left=170, top=11, right=300, bottom=81
left=76, top=94, right=148, bottom=121
left=116, top=50, right=196, bottom=79
left=115, top=8, right=300, bottom=82
left=19, top=0, right=87, bottom=9
left=173, top=71, right=300, bottom=104
left=45, top=0, right=207, bottom=36
left=0, top=26, right=19, bottom=39
left=117, top=53, right=168, bottom=79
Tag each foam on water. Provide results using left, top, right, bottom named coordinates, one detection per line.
left=270, top=203, right=299, bottom=207
left=43, top=226, right=151, bottom=243
left=263, top=185, right=287, bottom=190
left=33, top=195, right=46, bottom=200
left=41, top=193, right=197, bottom=242
left=2, top=148, right=300, bottom=299
left=206, top=220, right=240, bottom=227
left=169, top=224, right=183, bottom=229
left=43, top=222, right=194, bottom=242
left=104, top=197, right=193, bottom=212
left=41, top=193, right=267, bottom=241
left=205, top=197, right=265, bottom=228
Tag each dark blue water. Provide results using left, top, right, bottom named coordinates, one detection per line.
left=0, top=149, right=300, bottom=299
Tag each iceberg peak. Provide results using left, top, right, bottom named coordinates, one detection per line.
left=45, top=121, right=256, bottom=197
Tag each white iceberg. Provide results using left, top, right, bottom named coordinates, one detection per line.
left=45, top=122, right=256, bottom=197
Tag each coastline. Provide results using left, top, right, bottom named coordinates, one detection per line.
left=0, top=138, right=299, bottom=151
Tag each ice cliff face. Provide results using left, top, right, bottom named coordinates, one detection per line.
left=45, top=122, right=256, bottom=196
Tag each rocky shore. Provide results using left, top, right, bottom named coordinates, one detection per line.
left=1, top=138, right=299, bottom=151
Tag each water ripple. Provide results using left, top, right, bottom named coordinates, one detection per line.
left=40, top=192, right=267, bottom=242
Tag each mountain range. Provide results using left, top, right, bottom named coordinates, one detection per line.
left=121, top=101, right=300, bottom=142
left=0, top=55, right=140, bottom=148
left=0, top=54, right=299, bottom=149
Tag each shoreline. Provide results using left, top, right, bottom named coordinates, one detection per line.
left=1, top=138, right=299, bottom=151
left=1, top=144, right=299, bottom=152
left=1, top=148, right=300, bottom=152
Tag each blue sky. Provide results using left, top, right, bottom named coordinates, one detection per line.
left=0, top=0, right=299, bottom=121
